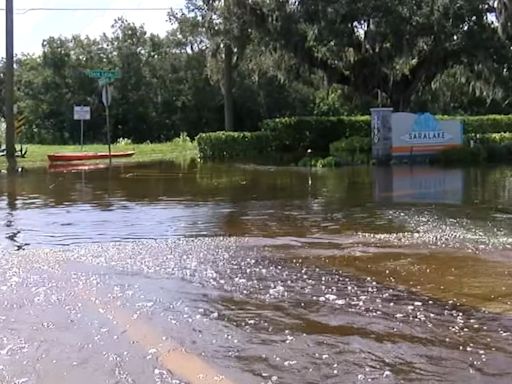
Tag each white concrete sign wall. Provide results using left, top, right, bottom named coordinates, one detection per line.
left=391, top=112, right=463, bottom=156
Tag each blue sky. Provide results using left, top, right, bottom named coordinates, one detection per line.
left=0, top=0, right=184, bottom=55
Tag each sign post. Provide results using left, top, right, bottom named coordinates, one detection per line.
left=86, top=69, right=120, bottom=164
left=101, top=83, right=112, bottom=163
left=73, top=106, right=91, bottom=150
left=15, top=114, right=26, bottom=140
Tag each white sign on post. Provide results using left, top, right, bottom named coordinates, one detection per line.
left=74, top=105, right=91, bottom=121
left=74, top=105, right=91, bottom=150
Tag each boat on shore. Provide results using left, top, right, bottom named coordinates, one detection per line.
left=47, top=151, right=135, bottom=162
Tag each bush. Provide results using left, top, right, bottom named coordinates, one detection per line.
left=316, top=156, right=340, bottom=168
left=196, top=131, right=272, bottom=161
left=459, top=115, right=512, bottom=135
left=198, top=115, right=512, bottom=164
left=466, top=132, right=512, bottom=145
left=260, top=116, right=371, bottom=155
left=436, top=145, right=487, bottom=165
left=260, top=115, right=512, bottom=158
left=313, top=85, right=348, bottom=117
left=330, top=136, right=371, bottom=164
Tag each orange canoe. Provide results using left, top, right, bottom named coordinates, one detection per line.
left=47, top=151, right=135, bottom=162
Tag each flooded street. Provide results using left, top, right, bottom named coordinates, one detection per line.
left=1, top=162, right=512, bottom=383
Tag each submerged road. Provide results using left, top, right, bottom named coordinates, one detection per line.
left=1, top=237, right=512, bottom=383
left=1, top=163, right=512, bottom=382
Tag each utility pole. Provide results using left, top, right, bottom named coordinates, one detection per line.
left=5, top=0, right=16, bottom=167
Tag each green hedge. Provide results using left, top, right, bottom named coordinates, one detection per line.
left=198, top=115, right=512, bottom=163
left=196, top=131, right=272, bottom=161
left=259, top=115, right=512, bottom=156
left=330, top=136, right=372, bottom=164
left=436, top=143, right=512, bottom=165
left=466, top=132, right=512, bottom=144
left=260, top=116, right=370, bottom=155
left=451, top=115, right=512, bottom=135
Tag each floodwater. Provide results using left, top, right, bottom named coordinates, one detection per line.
left=1, top=161, right=512, bottom=383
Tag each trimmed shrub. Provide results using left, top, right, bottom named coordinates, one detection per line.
left=330, top=136, right=372, bottom=164
left=466, top=132, right=512, bottom=144
left=260, top=116, right=371, bottom=155
left=436, top=146, right=487, bottom=165
left=260, top=115, right=512, bottom=157
left=198, top=115, right=512, bottom=164
left=460, top=115, right=512, bottom=135
left=196, top=131, right=272, bottom=161
left=436, top=115, right=512, bottom=135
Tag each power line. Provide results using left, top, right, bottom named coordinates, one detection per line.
left=0, top=8, right=172, bottom=15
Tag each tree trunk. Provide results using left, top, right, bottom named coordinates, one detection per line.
left=223, top=43, right=234, bottom=131
left=390, top=90, right=412, bottom=112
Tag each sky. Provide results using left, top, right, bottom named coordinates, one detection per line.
left=0, top=0, right=185, bottom=55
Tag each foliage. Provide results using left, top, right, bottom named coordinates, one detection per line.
left=435, top=141, right=512, bottom=165
left=315, top=156, right=341, bottom=168
left=13, top=20, right=225, bottom=144
left=253, top=0, right=510, bottom=110
left=2, top=1, right=512, bottom=147
left=170, top=0, right=254, bottom=131
left=467, top=132, right=512, bottom=144
left=313, top=86, right=349, bottom=117
left=330, top=137, right=372, bottom=165
left=436, top=146, right=487, bottom=165
left=260, top=116, right=371, bottom=155
left=458, top=115, right=512, bottom=134
left=196, top=131, right=272, bottom=160
left=258, top=115, right=512, bottom=161
left=412, top=66, right=512, bottom=115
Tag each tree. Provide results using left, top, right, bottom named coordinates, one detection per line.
left=171, top=0, right=253, bottom=131
left=251, top=0, right=509, bottom=111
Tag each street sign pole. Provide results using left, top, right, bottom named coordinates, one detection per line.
left=80, top=119, right=84, bottom=151
left=106, top=102, right=111, bottom=165
left=102, top=84, right=112, bottom=165
left=87, top=70, right=119, bottom=165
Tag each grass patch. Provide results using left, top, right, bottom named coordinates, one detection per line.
left=0, top=136, right=198, bottom=169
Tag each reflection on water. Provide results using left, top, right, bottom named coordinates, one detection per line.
left=374, top=166, right=464, bottom=204
left=1, top=162, right=512, bottom=383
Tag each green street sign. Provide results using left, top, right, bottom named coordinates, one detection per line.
left=86, top=69, right=121, bottom=80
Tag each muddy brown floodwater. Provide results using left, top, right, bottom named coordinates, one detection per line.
left=1, top=162, right=512, bottom=383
